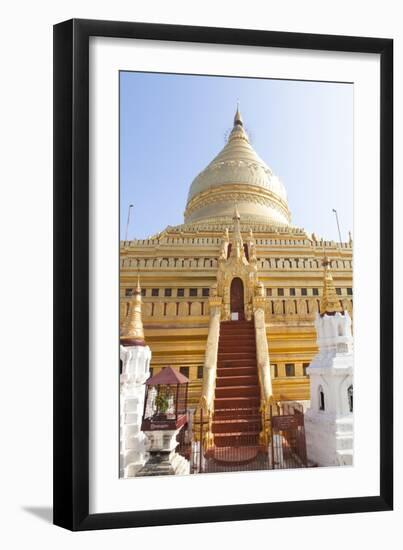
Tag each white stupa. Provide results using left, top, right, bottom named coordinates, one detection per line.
left=304, top=256, right=354, bottom=467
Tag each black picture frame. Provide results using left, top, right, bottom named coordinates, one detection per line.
left=53, top=18, right=393, bottom=531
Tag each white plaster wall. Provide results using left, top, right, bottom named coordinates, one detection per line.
left=120, top=345, right=151, bottom=476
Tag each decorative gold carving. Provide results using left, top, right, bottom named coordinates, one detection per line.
left=259, top=400, right=271, bottom=446
left=255, top=281, right=265, bottom=298
left=184, top=185, right=290, bottom=225
left=247, top=228, right=257, bottom=264
left=285, top=300, right=295, bottom=315
left=190, top=302, right=202, bottom=316
left=219, top=228, right=229, bottom=260
left=165, top=302, right=177, bottom=317
left=153, top=302, right=164, bottom=317
left=213, top=210, right=267, bottom=321
left=209, top=297, right=223, bottom=308
left=297, top=299, right=308, bottom=316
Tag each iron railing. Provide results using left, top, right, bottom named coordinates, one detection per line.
left=270, top=402, right=308, bottom=469
left=180, top=402, right=308, bottom=474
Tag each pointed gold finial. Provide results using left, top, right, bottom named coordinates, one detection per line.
left=320, top=254, right=343, bottom=316
left=120, top=278, right=145, bottom=345
left=234, top=102, right=243, bottom=127
left=227, top=102, right=249, bottom=143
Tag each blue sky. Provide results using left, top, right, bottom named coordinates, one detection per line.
left=120, top=71, right=353, bottom=241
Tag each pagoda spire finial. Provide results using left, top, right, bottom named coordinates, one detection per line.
left=234, top=102, right=243, bottom=127
left=121, top=277, right=145, bottom=345
left=320, top=253, right=343, bottom=316
left=227, top=102, right=249, bottom=144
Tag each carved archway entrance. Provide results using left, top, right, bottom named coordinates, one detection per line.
left=230, top=277, right=245, bottom=320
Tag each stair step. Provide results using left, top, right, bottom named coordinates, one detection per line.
left=220, top=321, right=254, bottom=325
left=219, top=330, right=254, bottom=335
left=212, top=418, right=261, bottom=433
left=220, top=331, right=255, bottom=337
left=214, top=432, right=260, bottom=447
left=218, top=359, right=257, bottom=366
left=217, top=368, right=257, bottom=376
left=218, top=353, right=256, bottom=359
left=218, top=355, right=256, bottom=360
left=216, top=374, right=256, bottom=387
left=214, top=407, right=260, bottom=419
left=218, top=339, right=255, bottom=345
left=215, top=385, right=260, bottom=398
left=217, top=367, right=257, bottom=377
left=213, top=446, right=260, bottom=464
left=216, top=375, right=258, bottom=387
left=220, top=328, right=255, bottom=332
left=219, top=331, right=254, bottom=335
left=218, top=348, right=256, bottom=353
left=214, top=396, right=260, bottom=409
left=218, top=357, right=256, bottom=363
left=217, top=353, right=256, bottom=368
left=218, top=351, right=256, bottom=356
left=214, top=430, right=260, bottom=437
left=217, top=362, right=256, bottom=368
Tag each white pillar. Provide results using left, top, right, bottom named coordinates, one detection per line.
left=200, top=296, right=222, bottom=413
left=120, top=344, right=151, bottom=477
left=305, top=312, right=354, bottom=466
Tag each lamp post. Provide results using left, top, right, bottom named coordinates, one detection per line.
left=332, top=208, right=342, bottom=245
left=125, top=204, right=134, bottom=241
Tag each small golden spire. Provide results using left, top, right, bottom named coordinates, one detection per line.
left=120, top=277, right=145, bottom=345
left=228, top=103, right=249, bottom=143
left=234, top=102, right=243, bottom=127
left=320, top=255, right=343, bottom=316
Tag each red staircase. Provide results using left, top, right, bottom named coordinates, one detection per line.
left=212, top=320, right=261, bottom=463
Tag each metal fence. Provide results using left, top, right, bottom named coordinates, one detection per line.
left=179, top=402, right=308, bottom=474
left=270, top=402, right=308, bottom=469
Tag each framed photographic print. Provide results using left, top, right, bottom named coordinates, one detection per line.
left=53, top=19, right=393, bottom=531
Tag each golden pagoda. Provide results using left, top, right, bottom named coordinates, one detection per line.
left=120, top=107, right=353, bottom=408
